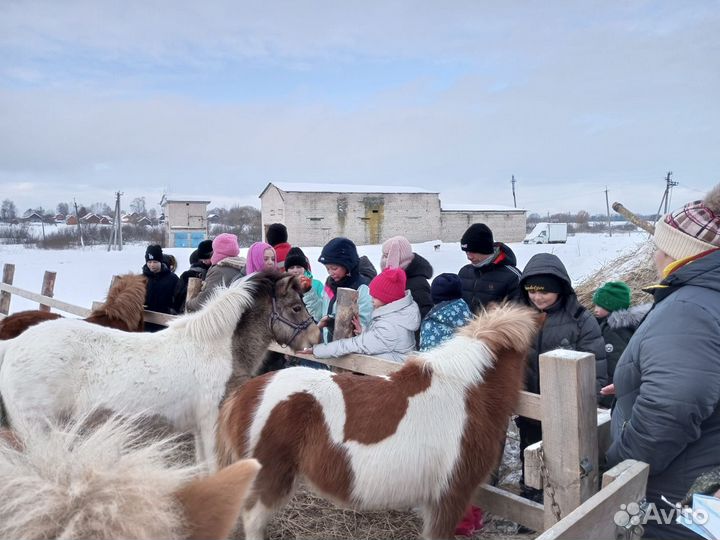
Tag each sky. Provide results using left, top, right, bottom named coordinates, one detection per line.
left=1, top=1, right=718, bottom=216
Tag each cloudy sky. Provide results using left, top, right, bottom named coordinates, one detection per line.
left=1, top=1, right=718, bottom=216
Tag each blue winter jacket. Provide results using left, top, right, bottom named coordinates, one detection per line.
left=419, top=299, right=473, bottom=352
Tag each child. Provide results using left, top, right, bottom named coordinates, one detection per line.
left=419, top=273, right=472, bottom=352
left=418, top=273, right=482, bottom=536
left=245, top=242, right=276, bottom=274
left=284, top=246, right=324, bottom=316
left=306, top=237, right=374, bottom=343
left=311, top=268, right=420, bottom=363
left=592, top=281, right=650, bottom=391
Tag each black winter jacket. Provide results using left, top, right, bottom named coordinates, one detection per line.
left=596, top=303, right=651, bottom=383
left=607, top=248, right=720, bottom=539
left=142, top=263, right=180, bottom=331
left=404, top=253, right=433, bottom=319
left=520, top=254, right=608, bottom=399
left=458, top=243, right=522, bottom=312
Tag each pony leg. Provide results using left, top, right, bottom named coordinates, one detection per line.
left=421, top=496, right=469, bottom=540
left=242, top=498, right=275, bottom=540
left=242, top=460, right=298, bottom=540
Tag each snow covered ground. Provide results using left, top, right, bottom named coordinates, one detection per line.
left=0, top=231, right=650, bottom=314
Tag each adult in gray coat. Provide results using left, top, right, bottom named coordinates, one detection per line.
left=516, top=253, right=608, bottom=501
left=607, top=184, right=720, bottom=539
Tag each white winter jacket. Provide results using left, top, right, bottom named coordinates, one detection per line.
left=313, top=291, right=420, bottom=363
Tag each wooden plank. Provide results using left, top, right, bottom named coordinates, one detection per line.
left=516, top=391, right=542, bottom=420
left=0, top=282, right=90, bottom=317
left=186, top=277, right=202, bottom=303
left=143, top=310, right=177, bottom=326
left=474, top=484, right=544, bottom=532
left=539, top=349, right=598, bottom=529
left=267, top=343, right=402, bottom=377
left=535, top=460, right=649, bottom=540
left=333, top=287, right=358, bottom=340
left=597, top=408, right=612, bottom=459
left=39, top=270, right=57, bottom=312
left=524, top=440, right=544, bottom=489
left=0, top=263, right=14, bottom=315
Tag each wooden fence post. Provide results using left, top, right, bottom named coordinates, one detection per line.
left=186, top=277, right=203, bottom=304
left=39, top=270, right=57, bottom=312
left=0, top=263, right=15, bottom=315
left=539, top=349, right=598, bottom=529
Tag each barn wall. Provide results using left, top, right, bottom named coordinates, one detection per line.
left=440, top=211, right=526, bottom=244
left=271, top=191, right=441, bottom=247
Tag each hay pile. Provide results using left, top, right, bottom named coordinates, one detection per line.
left=574, top=240, right=657, bottom=308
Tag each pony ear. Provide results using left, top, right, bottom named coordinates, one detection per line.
left=275, top=273, right=296, bottom=297
left=174, top=459, right=260, bottom=540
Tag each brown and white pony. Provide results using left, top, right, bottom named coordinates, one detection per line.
left=0, top=412, right=260, bottom=539
left=0, top=272, right=320, bottom=472
left=218, top=302, right=541, bottom=540
left=0, top=273, right=147, bottom=340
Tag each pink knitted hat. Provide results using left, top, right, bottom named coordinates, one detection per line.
left=369, top=267, right=407, bottom=304
left=654, top=183, right=720, bottom=260
left=246, top=242, right=276, bottom=274
left=381, top=236, right=414, bottom=270
left=210, top=233, right=240, bottom=265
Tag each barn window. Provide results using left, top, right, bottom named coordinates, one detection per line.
left=371, top=210, right=379, bottom=213
left=358, top=217, right=370, bottom=221
left=308, top=217, right=323, bottom=221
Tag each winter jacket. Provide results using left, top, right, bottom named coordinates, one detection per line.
left=185, top=256, right=246, bottom=312
left=596, top=303, right=651, bottom=383
left=175, top=261, right=211, bottom=311
left=459, top=242, right=522, bottom=312
left=607, top=248, right=720, bottom=539
left=404, top=253, right=434, bottom=320
left=299, top=270, right=324, bottom=320
left=520, top=254, right=608, bottom=398
left=142, top=263, right=180, bottom=332
left=419, top=299, right=472, bottom=352
left=358, top=255, right=378, bottom=281
left=313, top=291, right=421, bottom=363
left=273, top=242, right=292, bottom=269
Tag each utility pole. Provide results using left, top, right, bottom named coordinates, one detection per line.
left=653, top=171, right=679, bottom=223
left=605, top=186, right=612, bottom=237
left=511, top=175, right=517, bottom=208
left=73, top=198, right=84, bottom=247
left=107, top=191, right=123, bottom=251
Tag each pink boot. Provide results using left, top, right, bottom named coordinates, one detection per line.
left=471, top=506, right=485, bottom=531
left=454, top=506, right=477, bottom=537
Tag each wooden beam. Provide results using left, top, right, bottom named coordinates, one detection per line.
left=0, top=282, right=90, bottom=317
left=535, top=460, right=649, bottom=540
left=516, top=391, right=542, bottom=420
left=539, top=349, right=598, bottom=529
left=0, top=263, right=14, bottom=315
left=474, top=484, right=544, bottom=532
left=267, top=343, right=402, bottom=377
left=333, top=287, right=358, bottom=340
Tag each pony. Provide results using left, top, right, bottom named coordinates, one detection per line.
left=0, top=271, right=321, bottom=472
left=0, top=273, right=147, bottom=340
left=0, top=412, right=260, bottom=539
left=218, top=302, right=541, bottom=540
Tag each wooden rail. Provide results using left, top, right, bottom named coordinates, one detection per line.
left=0, top=263, right=644, bottom=536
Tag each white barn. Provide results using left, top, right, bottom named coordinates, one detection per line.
left=160, top=195, right=210, bottom=248
left=259, top=182, right=526, bottom=247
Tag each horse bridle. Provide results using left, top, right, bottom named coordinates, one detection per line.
left=269, top=296, right=314, bottom=348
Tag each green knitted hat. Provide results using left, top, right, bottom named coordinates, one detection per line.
left=593, top=281, right=631, bottom=312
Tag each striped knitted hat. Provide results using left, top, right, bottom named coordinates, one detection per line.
left=654, top=183, right=720, bottom=260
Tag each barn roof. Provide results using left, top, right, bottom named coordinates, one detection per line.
left=260, top=182, right=438, bottom=198
left=442, top=203, right=526, bottom=212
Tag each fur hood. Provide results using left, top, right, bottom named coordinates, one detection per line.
left=606, top=303, right=652, bottom=330
left=216, top=255, right=246, bottom=271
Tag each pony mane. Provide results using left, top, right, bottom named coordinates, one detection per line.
left=0, top=412, right=199, bottom=540
left=87, top=273, right=147, bottom=331
left=169, top=273, right=270, bottom=342
left=415, top=302, right=540, bottom=385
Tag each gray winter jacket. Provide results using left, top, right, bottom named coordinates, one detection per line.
left=313, top=291, right=421, bottom=363
left=607, top=248, right=720, bottom=539
left=597, top=303, right=651, bottom=383
left=185, top=256, right=246, bottom=312
left=520, top=253, right=608, bottom=398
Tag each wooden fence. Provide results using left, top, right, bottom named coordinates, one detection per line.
left=0, top=263, right=647, bottom=537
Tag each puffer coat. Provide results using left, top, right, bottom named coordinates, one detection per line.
left=607, top=248, right=720, bottom=539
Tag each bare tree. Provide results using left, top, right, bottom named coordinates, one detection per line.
left=130, top=197, right=147, bottom=216
left=1, top=199, right=17, bottom=221
left=56, top=202, right=70, bottom=216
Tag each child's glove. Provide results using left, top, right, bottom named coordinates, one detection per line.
left=299, top=276, right=312, bottom=292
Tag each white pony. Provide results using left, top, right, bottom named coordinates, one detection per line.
left=0, top=271, right=320, bottom=471
left=0, top=413, right=260, bottom=539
